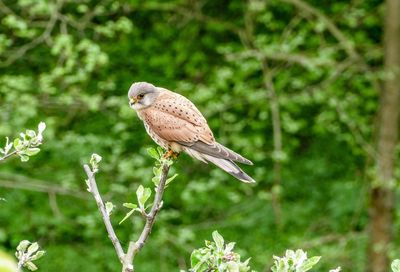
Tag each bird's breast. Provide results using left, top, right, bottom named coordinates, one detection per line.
left=143, top=122, right=167, bottom=148
left=136, top=110, right=145, bottom=121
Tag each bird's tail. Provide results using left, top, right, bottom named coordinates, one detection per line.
left=205, top=155, right=255, bottom=183
left=184, top=147, right=255, bottom=183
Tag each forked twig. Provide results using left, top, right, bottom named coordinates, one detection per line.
left=83, top=161, right=171, bottom=272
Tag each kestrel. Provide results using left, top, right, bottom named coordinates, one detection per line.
left=128, top=82, right=255, bottom=183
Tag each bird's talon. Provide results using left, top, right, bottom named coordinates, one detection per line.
left=172, top=152, right=180, bottom=160
left=163, top=149, right=179, bottom=160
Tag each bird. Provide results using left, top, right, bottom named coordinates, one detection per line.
left=128, top=82, right=255, bottom=183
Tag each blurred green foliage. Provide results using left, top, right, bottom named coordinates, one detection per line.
left=0, top=0, right=398, bottom=271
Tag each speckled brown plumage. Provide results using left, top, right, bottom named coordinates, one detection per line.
left=138, top=90, right=214, bottom=147
left=128, top=82, right=255, bottom=183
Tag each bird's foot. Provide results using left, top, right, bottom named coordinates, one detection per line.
left=163, top=149, right=180, bottom=160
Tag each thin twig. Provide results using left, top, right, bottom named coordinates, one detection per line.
left=84, top=161, right=171, bottom=272
left=83, top=164, right=125, bottom=263
left=123, top=162, right=171, bottom=272
left=0, top=150, right=17, bottom=162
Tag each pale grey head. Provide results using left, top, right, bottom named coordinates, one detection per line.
left=128, top=82, right=162, bottom=110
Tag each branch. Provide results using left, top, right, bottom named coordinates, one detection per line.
left=123, top=162, right=171, bottom=272
left=83, top=164, right=125, bottom=262
left=83, top=156, right=172, bottom=272
left=0, top=150, right=17, bottom=162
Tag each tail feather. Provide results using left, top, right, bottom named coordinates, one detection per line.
left=186, top=149, right=256, bottom=183
left=178, top=141, right=253, bottom=165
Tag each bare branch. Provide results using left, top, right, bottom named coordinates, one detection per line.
left=83, top=164, right=125, bottom=263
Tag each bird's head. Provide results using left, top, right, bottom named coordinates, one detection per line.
left=128, top=82, right=161, bottom=110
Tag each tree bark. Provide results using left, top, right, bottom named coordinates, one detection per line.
left=368, top=0, right=400, bottom=271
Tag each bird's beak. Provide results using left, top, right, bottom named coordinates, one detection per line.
left=129, top=97, right=138, bottom=106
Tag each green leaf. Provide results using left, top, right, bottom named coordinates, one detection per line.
left=26, top=130, right=36, bottom=138
left=38, top=122, right=46, bottom=134
left=27, top=242, right=39, bottom=255
left=91, top=154, right=102, bottom=163
left=152, top=176, right=160, bottom=186
left=212, top=231, right=224, bottom=250
left=25, top=147, right=40, bottom=156
left=190, top=249, right=201, bottom=267
left=105, top=201, right=114, bottom=216
left=226, top=261, right=239, bottom=272
left=142, top=188, right=151, bottom=206
left=5, top=137, right=12, bottom=153
left=191, top=249, right=210, bottom=271
left=136, top=185, right=144, bottom=205
left=136, top=185, right=152, bottom=208
left=30, top=250, right=45, bottom=261
left=25, top=261, right=38, bottom=271
left=119, top=209, right=135, bottom=225
left=301, top=255, right=321, bottom=271
left=166, top=173, right=178, bottom=185
left=156, top=147, right=164, bottom=157
left=123, top=203, right=137, bottom=209
left=225, top=242, right=235, bottom=253
left=153, top=166, right=161, bottom=176
left=147, top=147, right=160, bottom=160
left=19, top=154, right=29, bottom=162
left=17, top=240, right=30, bottom=251
left=13, top=138, right=21, bottom=149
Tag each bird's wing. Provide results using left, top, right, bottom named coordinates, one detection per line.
left=179, top=141, right=253, bottom=165
left=144, top=90, right=215, bottom=144
left=143, top=90, right=253, bottom=165
left=155, top=89, right=208, bottom=126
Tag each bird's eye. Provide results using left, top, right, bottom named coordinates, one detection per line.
left=138, top=94, right=145, bottom=99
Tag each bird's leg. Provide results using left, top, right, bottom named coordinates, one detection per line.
left=163, top=149, right=180, bottom=160
left=171, top=151, right=180, bottom=160
left=163, top=149, right=173, bottom=160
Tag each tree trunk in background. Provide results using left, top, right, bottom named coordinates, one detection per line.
left=261, top=59, right=283, bottom=229
left=369, top=0, right=400, bottom=271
